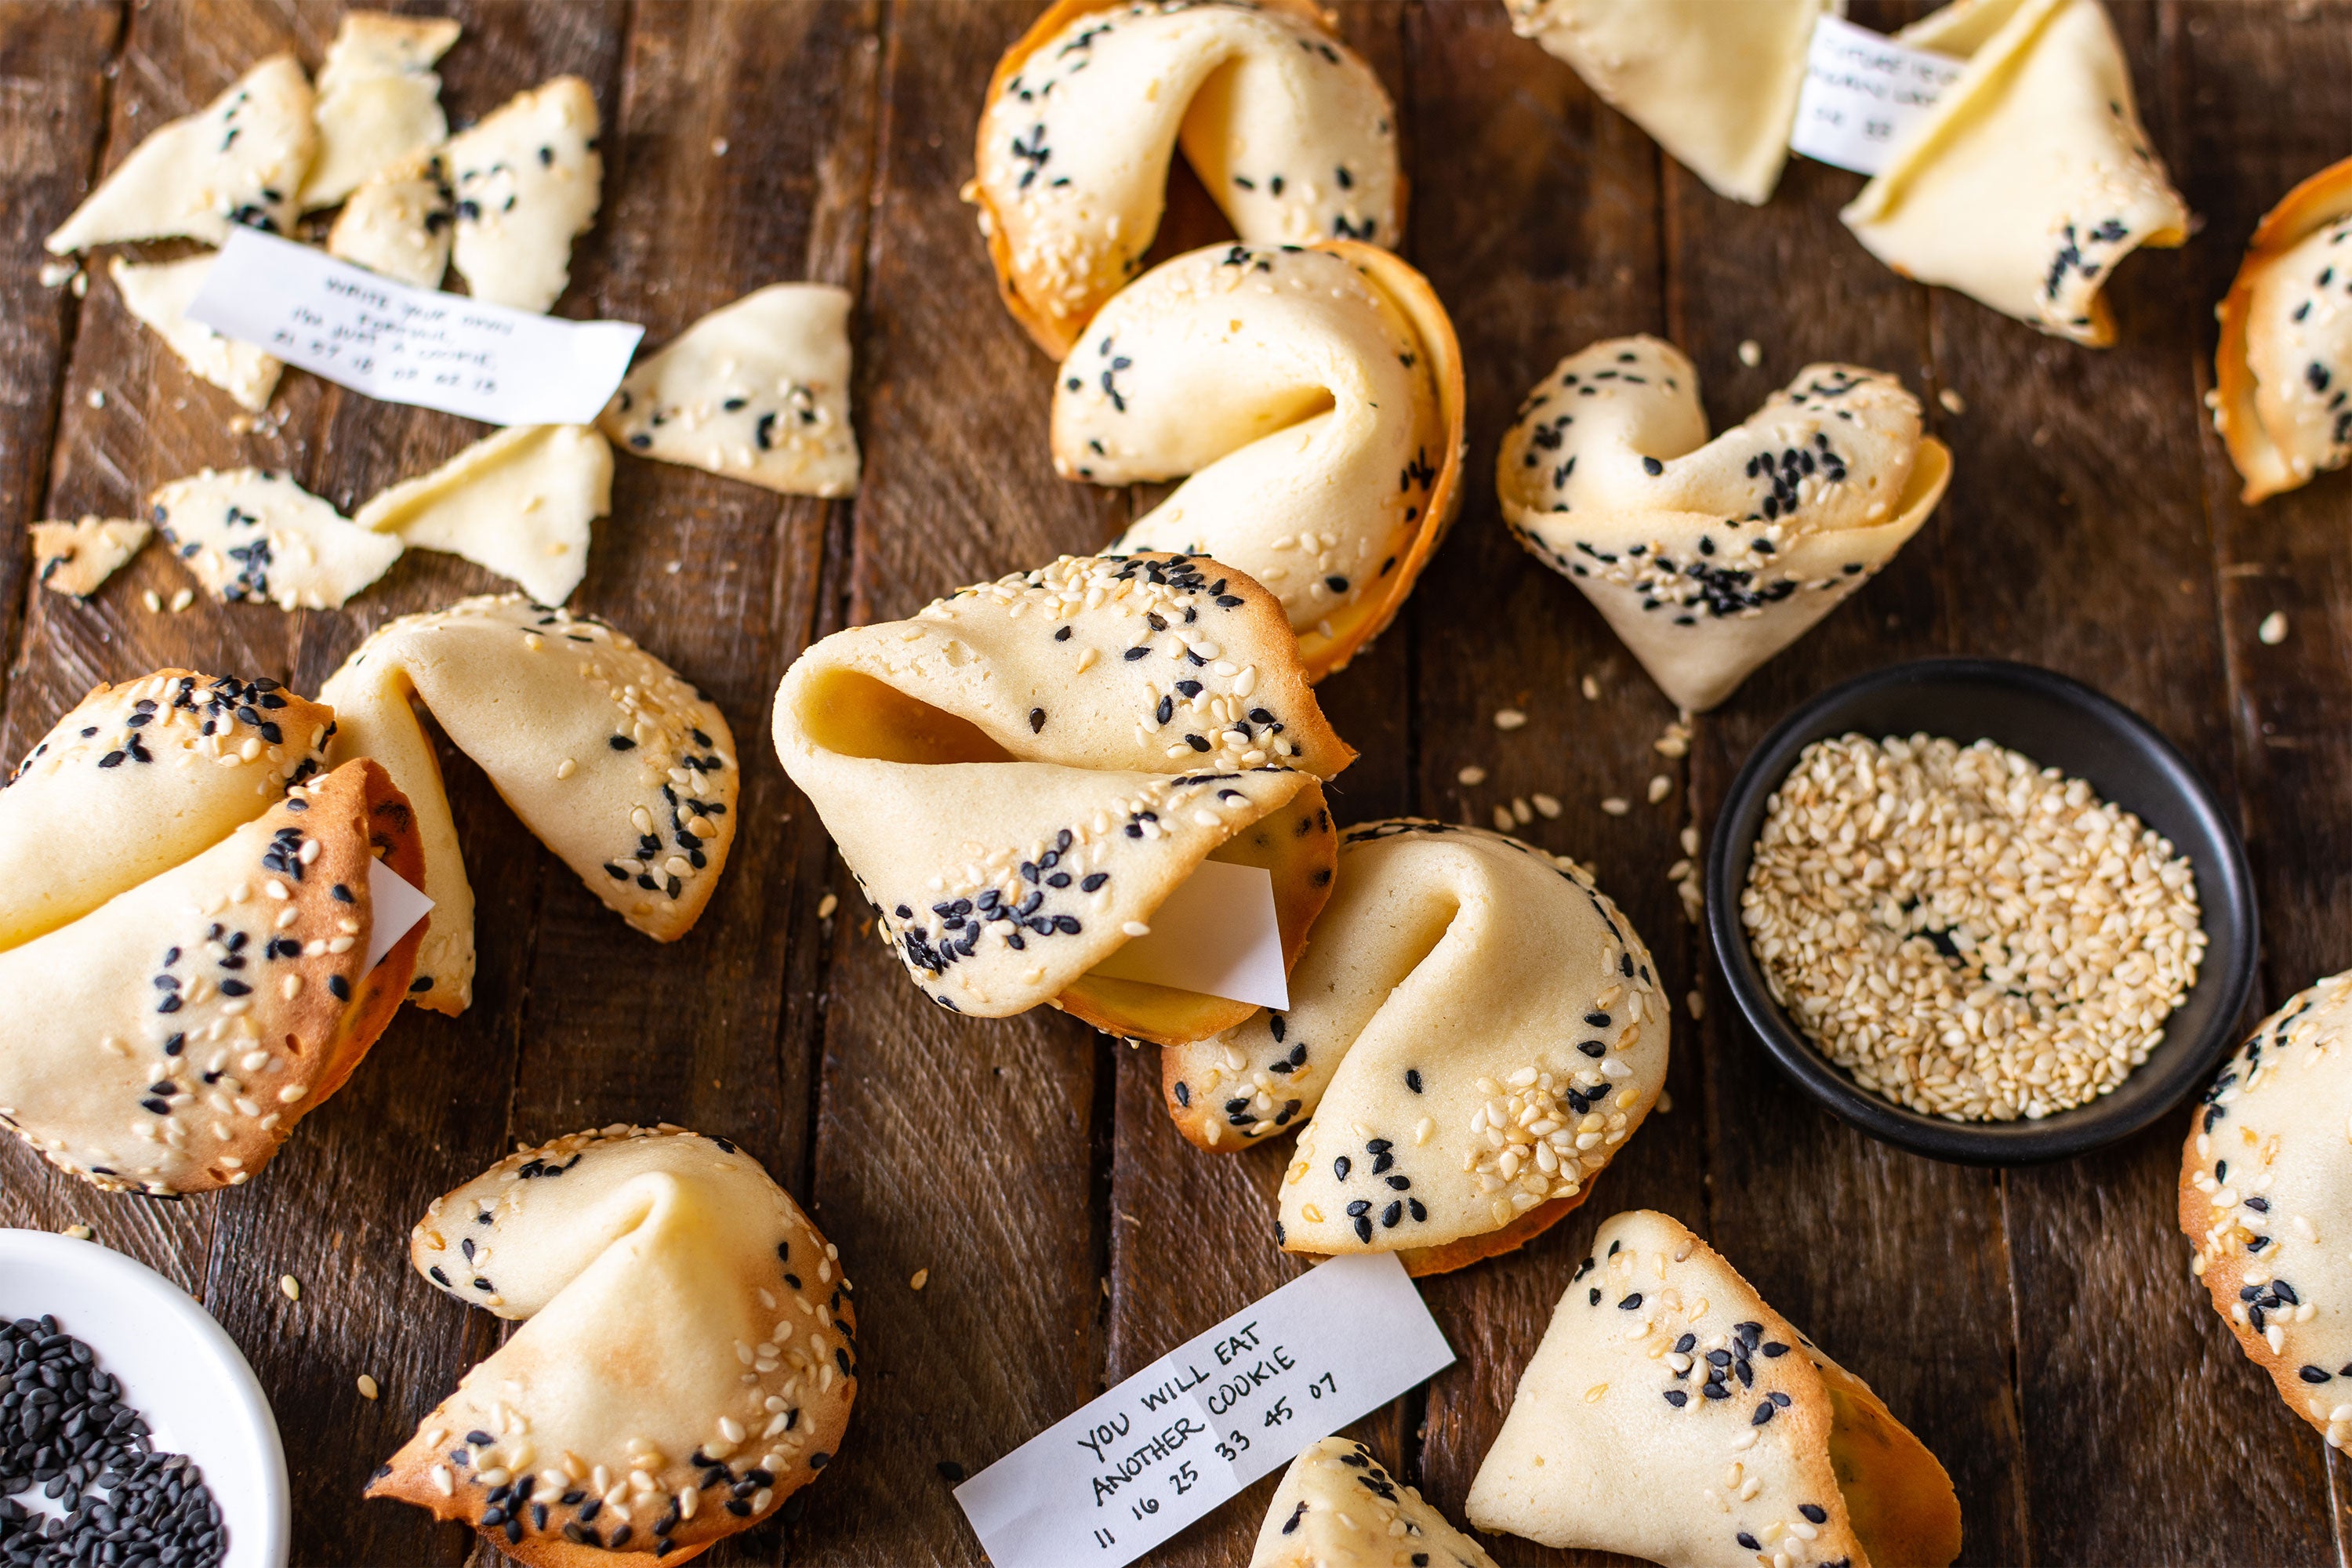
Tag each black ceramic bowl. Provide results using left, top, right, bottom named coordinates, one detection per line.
left=1704, top=658, right=2257, bottom=1165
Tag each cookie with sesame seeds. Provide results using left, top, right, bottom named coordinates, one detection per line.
left=1468, top=1210, right=1962, bottom=1568
left=45, top=53, right=313, bottom=253
left=2181, top=970, right=2352, bottom=1450
left=1055, top=241, right=1462, bottom=681
left=2214, top=156, right=2352, bottom=504
left=1499, top=337, right=1950, bottom=713
left=970, top=0, right=1402, bottom=360
left=298, top=10, right=461, bottom=213
left=598, top=283, right=860, bottom=499
left=111, top=253, right=285, bottom=413
left=1503, top=0, right=1829, bottom=205
left=29, top=515, right=150, bottom=599
left=772, top=550, right=1352, bottom=1044
left=1166, top=820, right=1667, bottom=1275
left=0, top=757, right=425, bottom=1196
left=368, top=1125, right=855, bottom=1566
left=320, top=595, right=738, bottom=1015
left=328, top=145, right=456, bottom=289
left=0, top=668, right=332, bottom=950
left=1841, top=0, right=2187, bottom=347
left=354, top=423, right=613, bottom=607
left=149, top=467, right=405, bottom=612
left=441, top=76, right=603, bottom=315
left=1251, top=1435, right=1496, bottom=1568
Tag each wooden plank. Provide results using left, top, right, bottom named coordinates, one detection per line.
left=2172, top=0, right=2352, bottom=1559
left=797, top=3, right=1128, bottom=1561
left=1393, top=9, right=1704, bottom=1563
left=1668, top=2, right=2031, bottom=1560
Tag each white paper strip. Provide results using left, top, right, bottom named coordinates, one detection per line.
left=364, top=858, right=434, bottom=973
left=187, top=227, right=642, bottom=426
left=955, top=1253, right=1453, bottom=1568
left=1088, top=858, right=1289, bottom=1011
left=1789, top=14, right=1964, bottom=176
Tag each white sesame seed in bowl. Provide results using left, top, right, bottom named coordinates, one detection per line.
left=1705, top=659, right=2257, bottom=1165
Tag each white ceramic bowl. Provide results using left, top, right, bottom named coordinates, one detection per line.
left=0, top=1229, right=289, bottom=1568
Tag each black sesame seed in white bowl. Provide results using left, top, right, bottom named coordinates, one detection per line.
left=1704, top=659, right=2259, bottom=1166
left=0, top=1231, right=287, bottom=1568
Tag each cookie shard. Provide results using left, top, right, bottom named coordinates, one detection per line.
left=321, top=595, right=739, bottom=1015
left=1499, top=336, right=1949, bottom=713
left=1841, top=0, right=2187, bottom=346
left=328, top=148, right=456, bottom=289
left=771, top=551, right=1352, bottom=1044
left=368, top=1127, right=855, bottom=1566
left=1060, top=241, right=1463, bottom=682
left=31, top=517, right=150, bottom=600
left=1165, top=819, right=1665, bottom=1272
left=299, top=10, right=462, bottom=212
left=150, top=467, right=405, bottom=612
left=0, top=669, right=333, bottom=952
left=1466, top=1210, right=1962, bottom=1568
left=442, top=76, right=603, bottom=314
left=972, top=0, right=1402, bottom=359
left=2183, top=969, right=2352, bottom=1450
left=1250, top=1436, right=1497, bottom=1568
left=354, top=424, right=613, bottom=607
left=598, top=283, right=860, bottom=498
left=110, top=253, right=284, bottom=413
left=2214, top=156, right=2352, bottom=504
left=1504, top=0, right=1832, bottom=205
left=0, top=757, right=423, bottom=1196
left=45, top=53, right=314, bottom=253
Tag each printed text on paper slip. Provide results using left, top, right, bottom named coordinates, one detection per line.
left=1789, top=14, right=1964, bottom=176
left=187, top=227, right=641, bottom=426
left=954, top=1252, right=1454, bottom=1568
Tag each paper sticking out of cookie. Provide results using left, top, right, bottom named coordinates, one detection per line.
left=1090, top=858, right=1289, bottom=1012
left=365, top=858, right=434, bottom=974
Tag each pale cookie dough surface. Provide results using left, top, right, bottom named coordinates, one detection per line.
left=2183, top=971, right=2352, bottom=1450
left=110, top=253, right=284, bottom=413
left=0, top=759, right=423, bottom=1196
left=1251, top=1436, right=1496, bottom=1568
left=1468, top=1210, right=1962, bottom=1568
left=328, top=148, right=456, bottom=289
left=370, top=1126, right=856, bottom=1566
left=1504, top=0, right=1833, bottom=205
left=443, top=76, right=603, bottom=314
left=1058, top=241, right=1461, bottom=680
left=0, top=669, right=332, bottom=952
left=973, top=0, right=1399, bottom=358
left=1842, top=0, right=2188, bottom=346
left=321, top=596, right=739, bottom=1015
left=2215, top=158, right=2352, bottom=503
left=151, top=468, right=405, bottom=612
left=31, top=516, right=150, bottom=600
left=299, top=10, right=462, bottom=212
left=600, top=283, right=860, bottom=498
left=355, top=424, right=612, bottom=607
left=1166, top=821, right=1665, bottom=1276
left=772, top=552, right=1352, bottom=1028
left=46, top=53, right=314, bottom=252
left=1499, top=336, right=1949, bottom=712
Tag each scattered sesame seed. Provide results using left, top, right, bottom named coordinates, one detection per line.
left=279, top=1274, right=301, bottom=1301
left=910, top=1268, right=930, bottom=1290
left=2259, top=611, right=2289, bottom=645
left=60, top=1223, right=93, bottom=1241
left=1647, top=775, right=1672, bottom=804
left=169, top=588, right=194, bottom=612
left=1492, top=805, right=1515, bottom=831
left=1581, top=675, right=1600, bottom=701
left=1494, top=708, right=1527, bottom=731
left=1600, top=797, right=1630, bottom=816
left=711, top=136, right=730, bottom=155
left=356, top=1373, right=379, bottom=1399
left=1686, top=990, right=1705, bottom=1021
left=818, top=892, right=840, bottom=919
left=1737, top=339, right=1762, bottom=368
left=1532, top=793, right=1562, bottom=819
left=86, top=388, right=107, bottom=409
left=1938, top=387, right=1966, bottom=415
left=1457, top=765, right=1487, bottom=786
left=142, top=590, right=162, bottom=613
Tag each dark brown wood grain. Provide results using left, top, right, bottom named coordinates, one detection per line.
left=5, top=2, right=2352, bottom=1565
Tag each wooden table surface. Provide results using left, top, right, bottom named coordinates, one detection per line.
left=1, top=1, right=2347, bottom=1563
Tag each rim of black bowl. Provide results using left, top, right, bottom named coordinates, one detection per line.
left=1704, top=658, right=2258, bottom=1166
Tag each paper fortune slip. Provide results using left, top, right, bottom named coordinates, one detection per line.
left=187, top=227, right=642, bottom=426
left=1089, top=858, right=1289, bottom=1011
left=1790, top=14, right=1964, bottom=176
left=364, top=859, right=434, bottom=974
left=955, top=1253, right=1454, bottom=1568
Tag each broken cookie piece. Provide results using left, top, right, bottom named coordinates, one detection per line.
left=441, top=76, right=602, bottom=313
left=47, top=53, right=314, bottom=252
left=149, top=468, right=403, bottom=612
left=110, top=254, right=283, bottom=413
left=327, top=148, right=455, bottom=289
left=599, top=282, right=859, bottom=498
left=355, top=423, right=612, bottom=606
left=30, top=517, right=151, bottom=600
left=299, top=10, right=462, bottom=212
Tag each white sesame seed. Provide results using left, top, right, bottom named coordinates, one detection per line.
left=817, top=893, right=839, bottom=920
left=1647, top=775, right=1672, bottom=804
left=1939, top=387, right=1966, bottom=415
left=169, top=589, right=194, bottom=612
left=279, top=1274, right=301, bottom=1301
left=2259, top=611, right=2288, bottom=645
left=1457, top=765, right=1487, bottom=786
left=1600, top=797, right=1630, bottom=816
left=142, top=590, right=162, bottom=613
left=1494, top=708, right=1528, bottom=731
left=910, top=1268, right=929, bottom=1290
left=1123, top=921, right=1151, bottom=938
left=1492, top=805, right=1515, bottom=831
left=1581, top=675, right=1600, bottom=701
left=60, top=1224, right=92, bottom=1241
left=1737, top=339, right=1762, bottom=368
left=357, top=1373, right=379, bottom=1399
left=1532, top=793, right=1562, bottom=818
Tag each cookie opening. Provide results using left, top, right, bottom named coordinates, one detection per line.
left=794, top=668, right=1016, bottom=765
